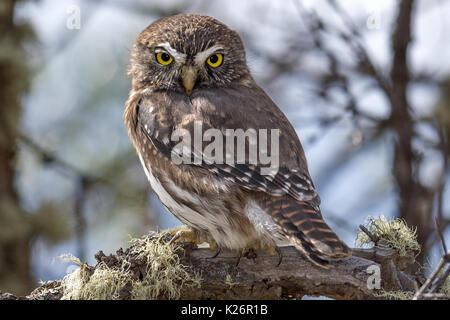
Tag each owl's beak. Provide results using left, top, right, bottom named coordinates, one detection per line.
left=180, top=66, right=198, bottom=96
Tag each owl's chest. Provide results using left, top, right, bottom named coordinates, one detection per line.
left=137, top=150, right=272, bottom=249
left=137, top=152, right=199, bottom=224
left=137, top=151, right=230, bottom=226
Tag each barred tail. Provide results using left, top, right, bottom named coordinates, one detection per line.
left=258, top=196, right=351, bottom=268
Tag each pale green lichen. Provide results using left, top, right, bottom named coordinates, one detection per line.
left=438, top=269, right=450, bottom=296
left=61, top=262, right=131, bottom=300
left=225, top=274, right=238, bottom=288
left=56, top=253, right=82, bottom=266
left=355, top=215, right=421, bottom=257
left=59, top=231, right=201, bottom=300
left=373, top=290, right=415, bottom=300
left=129, top=232, right=201, bottom=300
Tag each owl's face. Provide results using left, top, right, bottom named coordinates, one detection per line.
left=129, top=14, right=252, bottom=95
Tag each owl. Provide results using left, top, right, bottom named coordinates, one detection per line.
left=124, top=14, right=351, bottom=267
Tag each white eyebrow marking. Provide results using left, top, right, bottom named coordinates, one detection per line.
left=194, top=45, right=223, bottom=65
left=156, top=42, right=186, bottom=63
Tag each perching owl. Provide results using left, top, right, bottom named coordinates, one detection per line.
left=124, top=14, right=351, bottom=267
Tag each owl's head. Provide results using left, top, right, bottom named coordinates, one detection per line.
left=129, top=14, right=253, bottom=95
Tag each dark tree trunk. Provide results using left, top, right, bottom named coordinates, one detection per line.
left=389, top=0, right=431, bottom=266
left=0, top=0, right=34, bottom=295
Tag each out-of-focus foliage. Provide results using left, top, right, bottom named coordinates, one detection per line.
left=0, top=0, right=71, bottom=295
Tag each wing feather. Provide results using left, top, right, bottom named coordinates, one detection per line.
left=136, top=93, right=319, bottom=203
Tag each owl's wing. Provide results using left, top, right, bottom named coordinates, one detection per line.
left=135, top=88, right=319, bottom=205
left=132, top=86, right=351, bottom=266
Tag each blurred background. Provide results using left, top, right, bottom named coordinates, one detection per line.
left=1, top=0, right=449, bottom=296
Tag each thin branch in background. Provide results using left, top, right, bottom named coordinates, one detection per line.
left=292, top=0, right=387, bottom=127
left=18, top=133, right=147, bottom=261
left=359, top=224, right=379, bottom=244
left=19, top=133, right=96, bottom=261
left=413, top=253, right=449, bottom=300
left=435, top=217, right=448, bottom=254
left=429, top=267, right=449, bottom=295
left=18, top=133, right=98, bottom=182
left=413, top=221, right=449, bottom=300
left=326, top=0, right=391, bottom=92
left=18, top=133, right=144, bottom=202
left=293, top=1, right=448, bottom=271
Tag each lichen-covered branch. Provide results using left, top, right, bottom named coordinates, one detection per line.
left=178, top=246, right=417, bottom=300
left=0, top=232, right=420, bottom=300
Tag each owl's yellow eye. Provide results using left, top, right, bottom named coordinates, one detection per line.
left=206, top=53, right=223, bottom=68
left=156, top=52, right=173, bottom=65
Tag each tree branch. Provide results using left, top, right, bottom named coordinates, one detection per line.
left=0, top=241, right=419, bottom=300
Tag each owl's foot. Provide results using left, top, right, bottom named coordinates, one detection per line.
left=208, top=246, right=222, bottom=259
left=234, top=247, right=258, bottom=266
left=274, top=246, right=283, bottom=267
left=168, top=226, right=197, bottom=245
left=234, top=242, right=282, bottom=267
left=260, top=243, right=282, bottom=266
left=167, top=226, right=218, bottom=251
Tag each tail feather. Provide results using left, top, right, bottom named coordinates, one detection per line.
left=258, top=196, right=351, bottom=268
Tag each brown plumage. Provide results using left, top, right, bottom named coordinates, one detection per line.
left=124, top=14, right=351, bottom=267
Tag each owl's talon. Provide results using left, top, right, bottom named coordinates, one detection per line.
left=167, top=226, right=219, bottom=254
left=208, top=247, right=222, bottom=259
left=234, top=247, right=258, bottom=266
left=233, top=244, right=282, bottom=267
left=168, top=232, right=180, bottom=245
left=244, top=248, right=257, bottom=261
left=275, top=246, right=283, bottom=267
left=167, top=226, right=198, bottom=245
left=208, top=239, right=217, bottom=251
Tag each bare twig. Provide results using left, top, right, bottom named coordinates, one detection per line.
left=435, top=217, right=448, bottom=254
left=413, top=254, right=450, bottom=300
left=420, top=293, right=449, bottom=300
left=18, top=134, right=99, bottom=182
left=18, top=133, right=144, bottom=202
left=326, top=0, right=391, bottom=93
left=359, top=224, right=379, bottom=244
left=429, top=267, right=449, bottom=295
